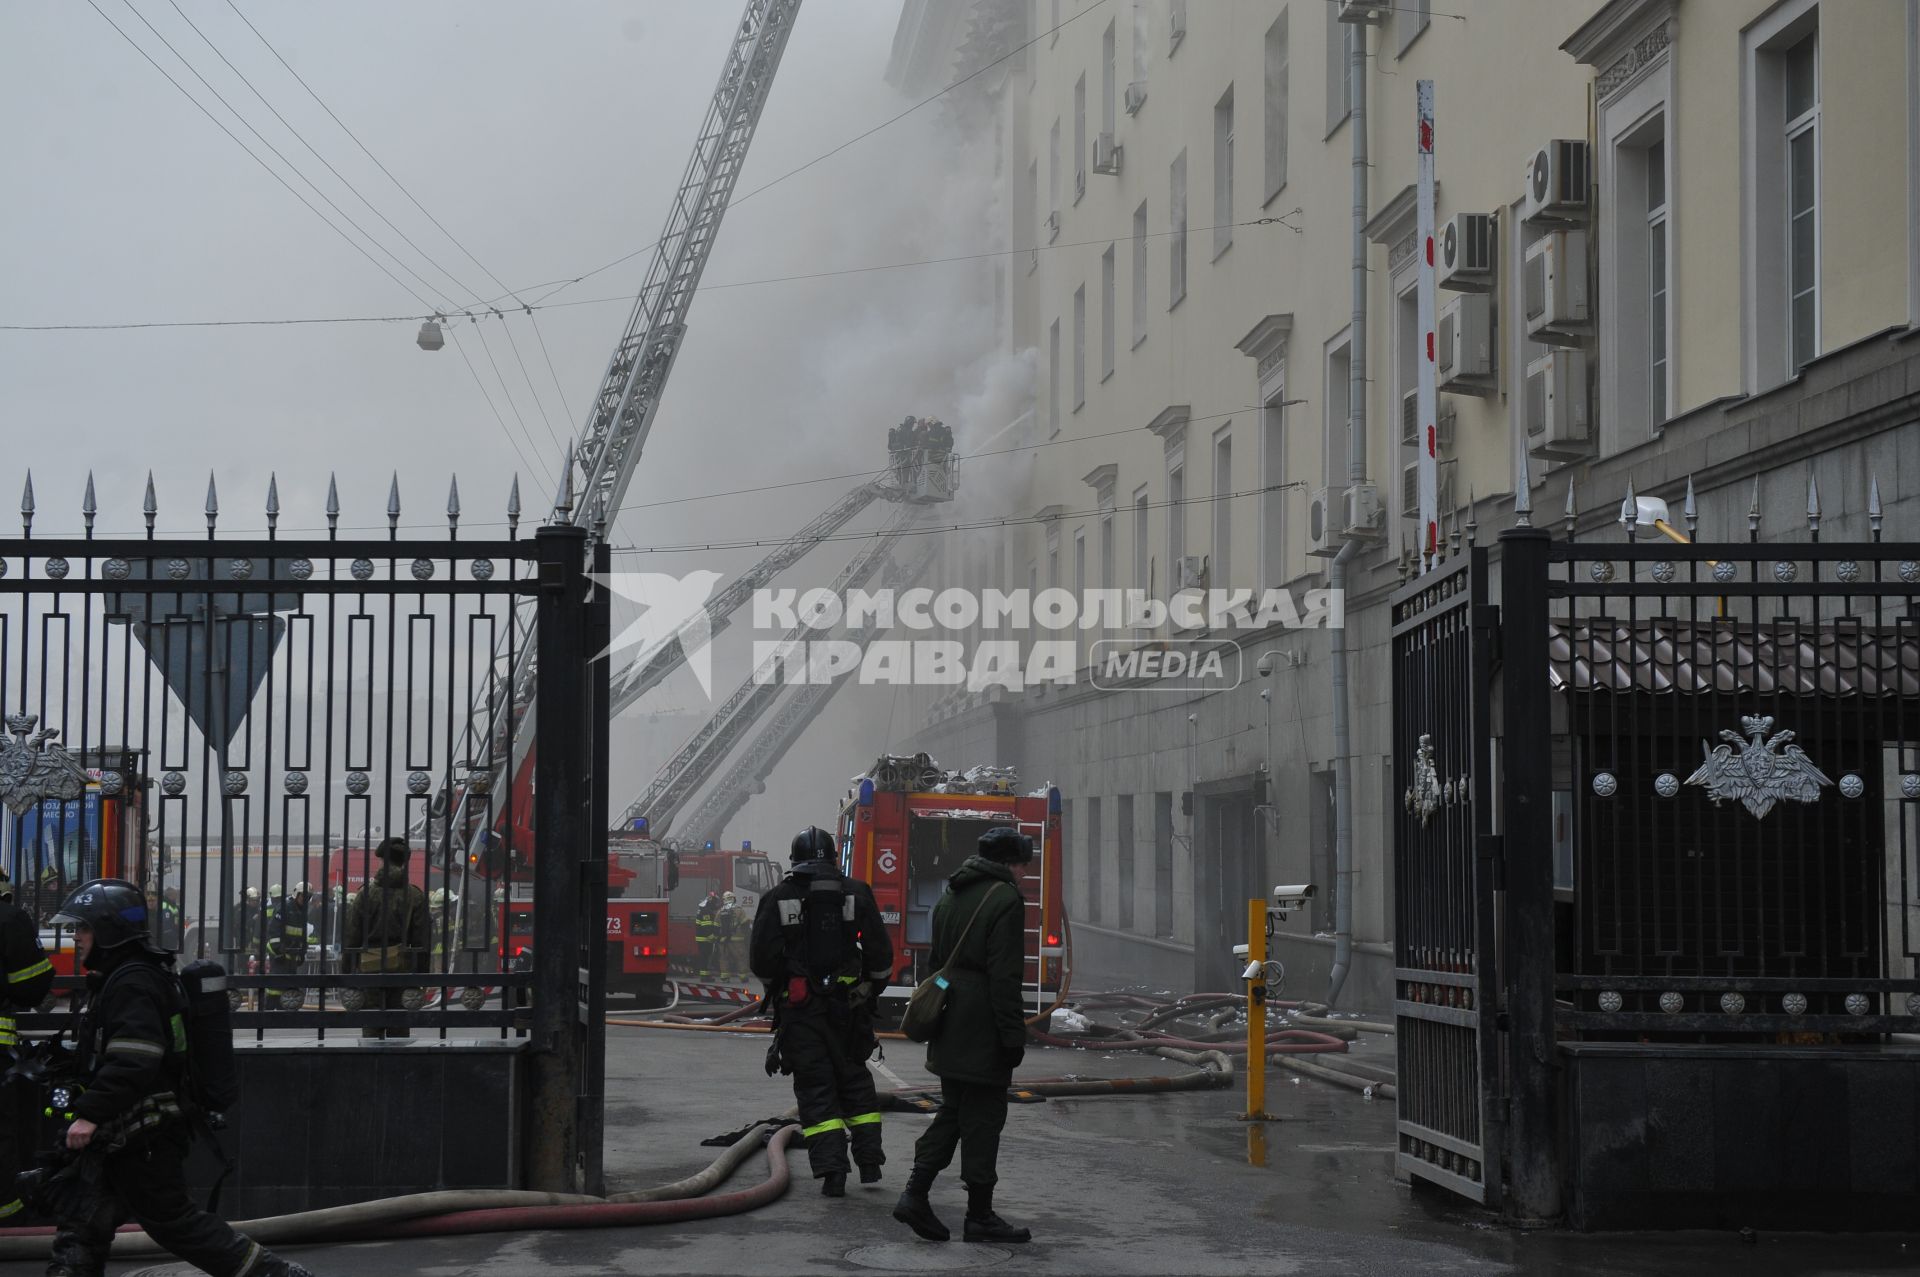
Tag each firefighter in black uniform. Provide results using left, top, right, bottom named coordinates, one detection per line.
left=42, top=878, right=317, bottom=1277
left=750, top=826, right=895, bottom=1197
left=1, top=869, right=55, bottom=1223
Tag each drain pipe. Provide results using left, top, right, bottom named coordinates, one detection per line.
left=1327, top=14, right=1369, bottom=1010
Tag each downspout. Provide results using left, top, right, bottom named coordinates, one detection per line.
left=1327, top=16, right=1369, bottom=1010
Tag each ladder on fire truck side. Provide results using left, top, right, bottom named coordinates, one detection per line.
left=1019, top=819, right=1048, bottom=1017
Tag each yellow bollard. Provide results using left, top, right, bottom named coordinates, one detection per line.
left=1242, top=896, right=1276, bottom=1121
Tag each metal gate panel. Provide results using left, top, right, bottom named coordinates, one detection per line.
left=1391, top=551, right=1500, bottom=1205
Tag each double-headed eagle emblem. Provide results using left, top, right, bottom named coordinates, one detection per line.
left=0, top=714, right=91, bottom=817
left=1684, top=714, right=1830, bottom=819
left=1407, top=734, right=1442, bottom=826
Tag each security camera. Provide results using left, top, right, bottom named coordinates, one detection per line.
left=1271, top=883, right=1317, bottom=915
left=1187, top=713, right=1197, bottom=724
left=1241, top=960, right=1263, bottom=982
left=1259, top=688, right=1271, bottom=703
left=1257, top=653, right=1273, bottom=677
left=1231, top=943, right=1250, bottom=958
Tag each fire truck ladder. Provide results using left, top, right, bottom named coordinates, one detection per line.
left=606, top=479, right=887, bottom=719
left=672, top=537, right=939, bottom=849
left=617, top=506, right=924, bottom=839
left=429, top=0, right=803, bottom=843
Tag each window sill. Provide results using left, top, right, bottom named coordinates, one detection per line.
left=1396, top=23, right=1430, bottom=60
left=1132, top=333, right=1148, bottom=352
left=1212, top=239, right=1233, bottom=264
left=1324, top=113, right=1350, bottom=143
left=1261, top=182, right=1288, bottom=210
left=1169, top=293, right=1187, bottom=314
left=1073, top=400, right=1086, bottom=414
left=1100, top=368, right=1116, bottom=384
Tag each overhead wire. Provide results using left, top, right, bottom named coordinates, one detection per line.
left=109, top=0, right=463, bottom=313
left=495, top=312, right=566, bottom=455
left=444, top=324, right=549, bottom=489
left=78, top=0, right=434, bottom=310
left=470, top=318, right=554, bottom=478
left=161, top=0, right=489, bottom=310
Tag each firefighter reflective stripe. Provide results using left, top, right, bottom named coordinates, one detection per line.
left=109, top=1091, right=184, bottom=1140
left=232, top=1239, right=265, bottom=1277
left=843, top=896, right=856, bottom=921
left=103, top=1036, right=166, bottom=1058
left=847, top=1112, right=882, bottom=1127
left=7, top=957, right=51, bottom=984
left=0, top=1198, right=21, bottom=1219
left=0, top=1015, right=15, bottom=1047
left=778, top=900, right=803, bottom=927
left=169, top=1013, right=188, bottom=1053
left=802, top=1117, right=847, bottom=1139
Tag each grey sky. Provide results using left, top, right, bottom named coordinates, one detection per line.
left=2, top=1, right=1013, bottom=840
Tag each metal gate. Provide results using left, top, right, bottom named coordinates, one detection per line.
left=0, top=476, right=608, bottom=1190
left=1390, top=550, right=1501, bottom=1206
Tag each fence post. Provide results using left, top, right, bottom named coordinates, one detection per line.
left=1497, top=525, right=1560, bottom=1221
left=580, top=536, right=612, bottom=1196
left=529, top=524, right=590, bottom=1193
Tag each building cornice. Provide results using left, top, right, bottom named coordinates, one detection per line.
left=1563, top=0, right=1676, bottom=73
left=1364, top=182, right=1430, bottom=246
left=1081, top=463, right=1119, bottom=494
left=1146, top=404, right=1190, bottom=453
left=1033, top=503, right=1066, bottom=522
left=1234, top=314, right=1294, bottom=382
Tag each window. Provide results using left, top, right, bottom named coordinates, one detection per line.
left=1396, top=0, right=1430, bottom=56
left=1213, top=86, right=1234, bottom=259
left=1153, top=791, right=1174, bottom=938
left=1073, top=527, right=1086, bottom=598
left=1131, top=201, right=1149, bottom=346
left=1100, top=246, right=1115, bottom=379
left=1325, top=335, right=1352, bottom=491
left=1647, top=139, right=1670, bottom=422
left=1170, top=0, right=1187, bottom=54
left=1133, top=484, right=1150, bottom=627
left=1130, top=1, right=1150, bottom=108
left=1116, top=795, right=1136, bottom=931
left=1074, top=75, right=1087, bottom=203
left=1049, top=118, right=1061, bottom=224
left=1048, top=318, right=1060, bottom=435
left=1085, top=797, right=1103, bottom=927
left=1784, top=33, right=1819, bottom=374
left=1395, top=282, right=1418, bottom=523
left=1072, top=284, right=1086, bottom=410
left=1326, top=14, right=1354, bottom=134
left=1167, top=459, right=1186, bottom=588
left=1743, top=4, right=1822, bottom=388
left=1099, top=499, right=1116, bottom=637
left=1263, top=12, right=1288, bottom=202
left=1169, top=151, right=1187, bottom=307
left=1023, top=159, right=1038, bottom=270
left=1101, top=20, right=1117, bottom=136
left=1212, top=427, right=1232, bottom=589
left=1260, top=394, right=1287, bottom=584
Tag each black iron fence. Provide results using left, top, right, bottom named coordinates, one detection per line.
left=0, top=475, right=603, bottom=1038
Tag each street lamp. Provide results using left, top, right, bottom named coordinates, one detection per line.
left=417, top=317, right=446, bottom=351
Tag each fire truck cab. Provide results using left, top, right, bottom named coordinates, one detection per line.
left=837, top=755, right=1065, bottom=1020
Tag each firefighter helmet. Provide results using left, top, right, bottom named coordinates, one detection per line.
left=49, top=879, right=154, bottom=958
left=790, top=827, right=835, bottom=863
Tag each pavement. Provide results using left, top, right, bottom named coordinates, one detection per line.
left=6, top=1021, right=1919, bottom=1277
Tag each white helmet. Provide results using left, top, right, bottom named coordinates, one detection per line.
left=295, top=881, right=312, bottom=895
left=244, top=887, right=260, bottom=901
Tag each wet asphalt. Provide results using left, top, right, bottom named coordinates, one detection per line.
left=6, top=1021, right=1914, bottom=1277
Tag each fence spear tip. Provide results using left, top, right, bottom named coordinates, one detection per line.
left=447, top=474, right=461, bottom=522
left=388, top=472, right=402, bottom=519
left=20, top=470, right=34, bottom=517
left=83, top=471, right=97, bottom=516
left=1806, top=473, right=1821, bottom=524
left=1870, top=475, right=1883, bottom=520
left=266, top=473, right=280, bottom=518
left=144, top=471, right=157, bottom=517
left=205, top=471, right=219, bottom=517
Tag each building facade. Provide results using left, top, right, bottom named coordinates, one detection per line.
left=886, top=0, right=1920, bottom=1008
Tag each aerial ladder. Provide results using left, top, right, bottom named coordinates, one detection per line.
left=671, top=538, right=939, bottom=850
left=615, top=504, right=928, bottom=840
left=431, top=0, right=803, bottom=847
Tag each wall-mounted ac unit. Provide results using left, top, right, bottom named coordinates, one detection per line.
left=1438, top=213, right=1496, bottom=293
left=1176, top=554, right=1209, bottom=590
left=1522, top=140, right=1590, bottom=225
left=1524, top=228, right=1590, bottom=345
left=1337, top=0, right=1393, bottom=23
left=1437, top=293, right=1495, bottom=394
left=1044, top=210, right=1060, bottom=244
left=1124, top=81, right=1148, bottom=115
left=1092, top=132, right=1123, bottom=175
left=1401, top=459, right=1458, bottom=522
left=1525, top=349, right=1591, bottom=460
left=1400, top=389, right=1457, bottom=452
left=1345, top=481, right=1384, bottom=536
left=1307, top=486, right=1347, bottom=557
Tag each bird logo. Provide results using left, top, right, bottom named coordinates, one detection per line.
left=0, top=715, right=90, bottom=817
left=1684, top=715, right=1831, bottom=819
left=587, top=571, right=725, bottom=699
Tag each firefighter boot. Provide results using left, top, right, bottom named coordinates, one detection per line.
left=860, top=1163, right=883, bottom=1185
left=259, top=1259, right=320, bottom=1277
left=892, top=1166, right=949, bottom=1242
left=821, top=1172, right=847, bottom=1198
left=963, top=1183, right=1030, bottom=1244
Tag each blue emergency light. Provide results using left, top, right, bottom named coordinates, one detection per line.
left=741, top=840, right=751, bottom=852
left=704, top=840, right=715, bottom=851
left=858, top=778, right=875, bottom=807
left=629, top=817, right=649, bottom=833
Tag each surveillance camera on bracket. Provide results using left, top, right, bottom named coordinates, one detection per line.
left=1271, top=883, right=1316, bottom=919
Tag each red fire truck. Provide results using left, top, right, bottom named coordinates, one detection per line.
left=836, top=756, right=1066, bottom=1019
left=488, top=828, right=674, bottom=1006
left=665, top=843, right=780, bottom=976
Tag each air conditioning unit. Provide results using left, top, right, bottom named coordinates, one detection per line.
left=1044, top=210, right=1060, bottom=244
left=1437, top=294, right=1495, bottom=393
left=1400, top=460, right=1459, bottom=522
left=1522, top=140, right=1590, bottom=225
left=1524, top=228, right=1590, bottom=345
left=1124, top=81, right=1148, bottom=115
left=1337, top=0, right=1393, bottom=23
left=1307, top=486, right=1347, bottom=557
left=1345, top=481, right=1384, bottom=536
left=1092, top=132, right=1123, bottom=175
left=1525, top=349, right=1592, bottom=460
left=1400, top=389, right=1457, bottom=451
left=1437, top=213, right=1496, bottom=293
left=1176, top=554, right=1208, bottom=590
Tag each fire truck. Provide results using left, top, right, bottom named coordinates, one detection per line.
left=837, top=755, right=1066, bottom=1019
left=664, top=843, right=780, bottom=975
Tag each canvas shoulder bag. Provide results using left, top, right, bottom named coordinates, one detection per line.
left=898, top=883, right=1010, bottom=1044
